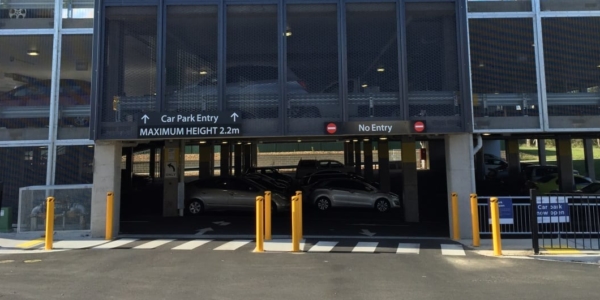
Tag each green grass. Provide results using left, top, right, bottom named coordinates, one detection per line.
left=519, top=146, right=600, bottom=180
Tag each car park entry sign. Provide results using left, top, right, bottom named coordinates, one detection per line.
left=536, top=196, right=570, bottom=223
left=488, top=197, right=513, bottom=225
left=137, top=111, right=242, bottom=138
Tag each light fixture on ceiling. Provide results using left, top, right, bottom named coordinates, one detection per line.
left=199, top=70, right=208, bottom=75
left=297, top=139, right=301, bottom=143
left=237, top=142, right=242, bottom=145
left=361, top=83, right=368, bottom=88
left=345, top=140, right=350, bottom=143
left=379, top=137, right=387, bottom=140
left=377, top=66, right=385, bottom=72
left=87, top=145, right=94, bottom=148
left=222, top=141, right=228, bottom=144
left=27, top=50, right=39, bottom=56
left=285, top=25, right=292, bottom=37
left=246, top=142, right=252, bottom=145
left=199, top=140, right=206, bottom=144
left=352, top=139, right=358, bottom=142
left=478, top=62, right=485, bottom=68
left=482, top=133, right=491, bottom=136
left=363, top=138, right=370, bottom=141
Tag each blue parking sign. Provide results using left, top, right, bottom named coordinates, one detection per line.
left=488, top=197, right=514, bottom=225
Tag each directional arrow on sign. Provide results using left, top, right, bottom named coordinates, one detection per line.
left=212, top=221, right=231, bottom=226
left=230, top=112, right=239, bottom=122
left=360, top=229, right=376, bottom=237
left=141, top=114, right=150, bottom=124
left=195, top=227, right=214, bottom=235
left=167, top=163, right=175, bottom=172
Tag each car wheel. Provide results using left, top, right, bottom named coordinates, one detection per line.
left=187, top=199, right=204, bottom=216
left=315, top=197, right=331, bottom=211
left=374, top=199, right=390, bottom=213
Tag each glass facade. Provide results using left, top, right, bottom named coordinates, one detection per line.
left=0, top=0, right=93, bottom=223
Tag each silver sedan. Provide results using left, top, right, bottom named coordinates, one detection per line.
left=307, top=178, right=401, bottom=212
left=184, top=176, right=290, bottom=215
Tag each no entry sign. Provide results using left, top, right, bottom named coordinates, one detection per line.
left=413, top=121, right=425, bottom=133
left=326, top=123, right=337, bottom=134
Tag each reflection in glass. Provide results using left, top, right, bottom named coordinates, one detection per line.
left=468, top=0, right=532, bottom=13
left=101, top=7, right=157, bottom=126
left=0, top=0, right=54, bottom=29
left=58, top=35, right=92, bottom=139
left=55, top=146, right=94, bottom=184
left=543, top=18, right=600, bottom=128
left=0, top=35, right=54, bottom=140
left=226, top=5, right=278, bottom=123
left=541, top=0, right=600, bottom=12
left=346, top=3, right=399, bottom=120
left=469, top=18, right=539, bottom=130
left=0, top=147, right=48, bottom=220
left=165, top=6, right=218, bottom=113
left=287, top=4, right=339, bottom=134
left=406, top=3, right=460, bottom=120
left=63, top=0, right=94, bottom=28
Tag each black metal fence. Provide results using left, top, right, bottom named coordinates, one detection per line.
left=477, top=192, right=600, bottom=253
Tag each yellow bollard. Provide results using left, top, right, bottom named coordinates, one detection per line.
left=44, top=197, right=55, bottom=250
left=451, top=192, right=460, bottom=240
left=291, top=195, right=300, bottom=252
left=490, top=197, right=503, bottom=256
left=265, top=191, right=272, bottom=241
left=470, top=193, right=480, bottom=247
left=295, top=190, right=303, bottom=239
left=106, top=192, right=114, bottom=240
left=255, top=196, right=264, bottom=252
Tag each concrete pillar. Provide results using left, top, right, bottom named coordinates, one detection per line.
left=505, top=139, right=520, bottom=177
left=401, top=137, right=419, bottom=222
left=584, top=139, right=596, bottom=180
left=363, top=140, right=374, bottom=182
left=149, top=147, right=156, bottom=179
left=378, top=139, right=390, bottom=192
left=220, top=143, right=230, bottom=176
left=251, top=143, right=258, bottom=167
left=344, top=141, right=354, bottom=166
left=199, top=144, right=214, bottom=178
left=91, top=141, right=122, bottom=238
left=354, top=141, right=361, bottom=175
left=234, top=143, right=242, bottom=176
left=538, top=139, right=547, bottom=165
left=243, top=143, right=252, bottom=171
left=162, top=141, right=180, bottom=217
left=445, top=134, right=476, bottom=239
left=556, top=137, right=574, bottom=192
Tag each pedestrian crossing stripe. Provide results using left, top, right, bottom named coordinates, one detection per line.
left=27, top=239, right=465, bottom=255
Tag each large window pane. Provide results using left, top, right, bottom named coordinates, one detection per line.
left=226, top=5, right=278, bottom=135
left=63, top=0, right=94, bottom=28
left=541, top=0, right=600, bottom=11
left=347, top=3, right=399, bottom=120
left=469, top=18, right=539, bottom=130
left=406, top=3, right=460, bottom=130
left=0, top=0, right=54, bottom=29
left=55, top=145, right=93, bottom=184
left=100, top=7, right=157, bottom=138
left=543, top=18, right=600, bottom=128
left=0, top=146, right=48, bottom=221
left=0, top=35, right=54, bottom=141
left=286, top=4, right=339, bottom=134
left=58, top=34, right=92, bottom=139
left=468, top=0, right=532, bottom=13
left=165, top=6, right=218, bottom=113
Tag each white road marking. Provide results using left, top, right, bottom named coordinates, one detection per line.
left=396, top=243, right=420, bottom=254
left=308, top=241, right=338, bottom=253
left=93, top=239, right=138, bottom=249
left=352, top=242, right=378, bottom=253
left=172, top=240, right=212, bottom=250
left=133, top=239, right=175, bottom=249
left=263, top=239, right=307, bottom=252
left=52, top=240, right=110, bottom=249
left=441, top=244, right=466, bottom=256
left=213, top=240, right=251, bottom=251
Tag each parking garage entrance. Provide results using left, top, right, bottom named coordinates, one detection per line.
left=119, top=138, right=450, bottom=238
